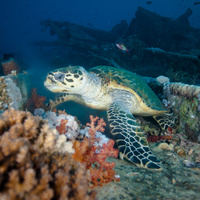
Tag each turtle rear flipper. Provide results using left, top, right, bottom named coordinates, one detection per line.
left=107, top=101, right=162, bottom=170
left=153, top=111, right=178, bottom=130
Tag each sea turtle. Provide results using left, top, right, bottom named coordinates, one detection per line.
left=44, top=65, right=169, bottom=170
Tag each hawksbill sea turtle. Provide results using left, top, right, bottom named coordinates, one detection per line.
left=44, top=65, right=170, bottom=170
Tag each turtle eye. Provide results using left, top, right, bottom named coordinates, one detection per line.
left=54, top=73, right=65, bottom=82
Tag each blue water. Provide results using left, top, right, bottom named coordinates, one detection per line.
left=0, top=0, right=200, bottom=118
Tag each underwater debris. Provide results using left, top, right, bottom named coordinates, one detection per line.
left=0, top=108, right=95, bottom=200
left=72, top=115, right=120, bottom=187
left=170, top=82, right=200, bottom=99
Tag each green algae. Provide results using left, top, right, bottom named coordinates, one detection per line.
left=178, top=97, right=200, bottom=133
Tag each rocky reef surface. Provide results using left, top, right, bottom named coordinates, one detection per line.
left=96, top=141, right=200, bottom=200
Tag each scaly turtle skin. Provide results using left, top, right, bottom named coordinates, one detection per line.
left=44, top=65, right=168, bottom=170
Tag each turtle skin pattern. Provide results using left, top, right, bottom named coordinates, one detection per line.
left=107, top=101, right=161, bottom=169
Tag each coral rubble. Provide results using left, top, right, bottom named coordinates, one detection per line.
left=0, top=109, right=95, bottom=200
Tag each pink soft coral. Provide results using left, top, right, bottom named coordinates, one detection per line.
left=72, top=115, right=120, bottom=187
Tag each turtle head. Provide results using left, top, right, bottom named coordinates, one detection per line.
left=44, top=66, right=87, bottom=93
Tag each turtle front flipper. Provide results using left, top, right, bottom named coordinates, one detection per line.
left=107, top=101, right=162, bottom=170
left=46, top=94, right=86, bottom=110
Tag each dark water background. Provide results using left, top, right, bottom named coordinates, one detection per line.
left=1, top=0, right=200, bottom=54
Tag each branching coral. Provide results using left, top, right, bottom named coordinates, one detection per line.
left=0, top=108, right=95, bottom=200
left=72, top=115, right=120, bottom=187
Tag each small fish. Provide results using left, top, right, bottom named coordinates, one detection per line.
left=146, top=1, right=152, bottom=5
left=87, top=23, right=93, bottom=27
left=183, top=160, right=200, bottom=168
left=116, top=43, right=130, bottom=53
left=194, top=2, right=200, bottom=5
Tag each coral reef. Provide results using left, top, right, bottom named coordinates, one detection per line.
left=72, top=115, right=120, bottom=188
left=34, top=109, right=120, bottom=187
left=40, top=110, right=80, bottom=140
left=26, top=88, right=46, bottom=111
left=0, top=77, right=12, bottom=111
left=0, top=108, right=95, bottom=200
left=0, top=77, right=22, bottom=112
left=56, top=119, right=68, bottom=134
left=1, top=58, right=20, bottom=75
left=4, top=77, right=23, bottom=110
left=163, top=93, right=200, bottom=143
left=145, top=76, right=200, bottom=143
left=10, top=73, right=31, bottom=105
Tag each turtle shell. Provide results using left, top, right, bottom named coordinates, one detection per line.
left=89, top=66, right=167, bottom=112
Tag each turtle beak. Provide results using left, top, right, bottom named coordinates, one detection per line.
left=44, top=77, right=58, bottom=92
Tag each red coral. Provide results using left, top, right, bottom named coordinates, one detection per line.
left=26, top=88, right=46, bottom=111
left=56, top=119, right=68, bottom=134
left=147, top=135, right=159, bottom=142
left=1, top=58, right=20, bottom=75
left=72, top=115, right=120, bottom=187
left=147, top=134, right=173, bottom=142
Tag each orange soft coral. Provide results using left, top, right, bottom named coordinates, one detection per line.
left=72, top=115, right=120, bottom=187
left=56, top=119, right=68, bottom=134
